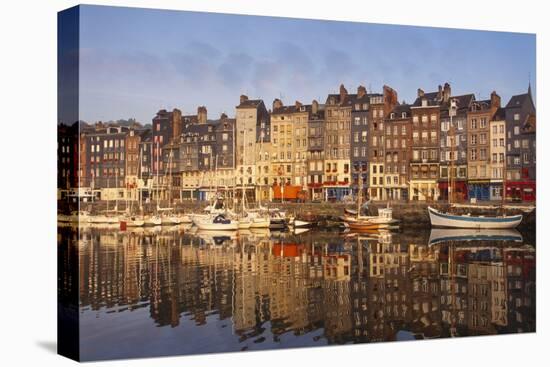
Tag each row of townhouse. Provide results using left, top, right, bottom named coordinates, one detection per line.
left=58, top=83, right=536, bottom=203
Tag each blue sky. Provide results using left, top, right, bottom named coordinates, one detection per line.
left=77, top=5, right=536, bottom=123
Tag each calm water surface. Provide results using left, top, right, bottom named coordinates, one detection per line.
left=58, top=225, right=535, bottom=361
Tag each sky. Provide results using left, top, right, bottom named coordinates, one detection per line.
left=73, top=5, right=536, bottom=124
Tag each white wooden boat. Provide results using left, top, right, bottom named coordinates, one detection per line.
left=193, top=214, right=239, bottom=231
left=428, top=206, right=522, bottom=229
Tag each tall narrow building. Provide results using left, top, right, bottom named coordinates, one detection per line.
left=467, top=91, right=500, bottom=201
left=410, top=87, right=442, bottom=201
left=439, top=90, right=474, bottom=203
left=504, top=87, right=536, bottom=202
left=235, top=95, right=269, bottom=202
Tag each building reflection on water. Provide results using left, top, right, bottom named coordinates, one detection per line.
left=58, top=226, right=535, bottom=359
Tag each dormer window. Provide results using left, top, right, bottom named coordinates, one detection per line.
left=390, top=113, right=395, bottom=119
left=422, top=99, right=428, bottom=107
left=402, top=112, right=407, bottom=118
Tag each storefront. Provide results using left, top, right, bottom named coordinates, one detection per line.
left=505, top=181, right=536, bottom=202
left=489, top=181, right=504, bottom=201
left=438, top=181, right=468, bottom=202
left=409, top=180, right=439, bottom=201
left=324, top=186, right=351, bottom=202
left=468, top=180, right=491, bottom=202
left=308, top=183, right=324, bottom=202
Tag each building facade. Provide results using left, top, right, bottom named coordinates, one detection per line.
left=324, top=85, right=352, bottom=201
left=504, top=88, right=536, bottom=202
left=489, top=109, right=506, bottom=200
left=350, top=86, right=370, bottom=198
left=384, top=104, right=412, bottom=200
left=467, top=92, right=500, bottom=201
left=439, top=91, right=474, bottom=203
left=410, top=88, right=443, bottom=201
left=307, top=100, right=325, bottom=201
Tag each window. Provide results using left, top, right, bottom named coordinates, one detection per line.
left=480, top=133, right=487, bottom=144
left=480, top=148, right=487, bottom=160
left=471, top=119, right=477, bottom=129
left=514, top=126, right=520, bottom=135
left=514, top=113, right=520, bottom=121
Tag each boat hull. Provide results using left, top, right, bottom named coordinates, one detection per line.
left=347, top=222, right=390, bottom=231
left=428, top=207, right=522, bottom=229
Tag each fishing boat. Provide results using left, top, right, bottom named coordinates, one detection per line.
left=427, top=206, right=522, bottom=229
left=345, top=179, right=399, bottom=231
left=193, top=214, right=239, bottom=231
left=428, top=228, right=523, bottom=245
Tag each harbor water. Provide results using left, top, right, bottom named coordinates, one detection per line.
left=58, top=225, right=536, bottom=361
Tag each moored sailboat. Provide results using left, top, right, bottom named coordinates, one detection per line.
left=427, top=206, right=522, bottom=229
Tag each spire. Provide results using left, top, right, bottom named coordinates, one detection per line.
left=528, top=72, right=533, bottom=97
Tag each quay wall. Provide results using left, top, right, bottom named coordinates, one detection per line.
left=61, top=199, right=536, bottom=231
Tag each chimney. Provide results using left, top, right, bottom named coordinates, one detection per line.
left=357, top=85, right=367, bottom=98
left=417, top=88, right=425, bottom=98
left=197, top=106, right=207, bottom=124
left=239, top=95, right=248, bottom=104
left=295, top=100, right=303, bottom=109
left=443, top=82, right=451, bottom=103
left=339, top=84, right=348, bottom=103
left=490, top=91, right=501, bottom=108
left=172, top=108, right=182, bottom=140
left=312, top=100, right=319, bottom=114
left=220, top=112, right=228, bottom=120
left=383, top=85, right=398, bottom=109
left=273, top=98, right=283, bottom=110
left=437, top=85, right=443, bottom=100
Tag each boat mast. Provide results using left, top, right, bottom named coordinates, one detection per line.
left=357, top=173, right=362, bottom=220
left=259, top=128, right=263, bottom=208
left=138, top=145, right=143, bottom=212
left=242, top=128, right=246, bottom=215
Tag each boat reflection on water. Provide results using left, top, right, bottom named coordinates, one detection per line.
left=59, top=226, right=535, bottom=361
left=429, top=228, right=524, bottom=246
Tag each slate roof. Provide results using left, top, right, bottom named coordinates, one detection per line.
left=236, top=99, right=264, bottom=109
left=388, top=103, right=412, bottom=119
left=505, top=93, right=531, bottom=109
left=412, top=91, right=441, bottom=107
